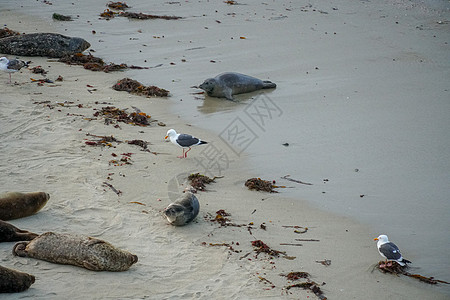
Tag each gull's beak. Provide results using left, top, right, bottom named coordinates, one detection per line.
left=373, top=238, right=379, bottom=241
left=164, top=135, right=169, bottom=140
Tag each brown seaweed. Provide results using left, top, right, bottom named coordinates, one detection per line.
left=245, top=178, right=278, bottom=193
left=59, top=53, right=134, bottom=73
left=127, top=139, right=149, bottom=151
left=282, top=272, right=310, bottom=280
left=112, top=78, right=170, bottom=97
left=107, top=1, right=130, bottom=10
left=285, top=281, right=327, bottom=300
left=85, top=133, right=121, bottom=147
left=31, top=66, right=47, bottom=75
left=120, top=12, right=182, bottom=20
left=100, top=9, right=118, bottom=19
left=251, top=240, right=286, bottom=258
left=0, top=27, right=21, bottom=38
left=187, top=173, right=220, bottom=191
left=375, top=261, right=450, bottom=285
left=93, top=106, right=151, bottom=126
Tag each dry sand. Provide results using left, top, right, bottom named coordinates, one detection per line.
left=1, top=0, right=449, bottom=299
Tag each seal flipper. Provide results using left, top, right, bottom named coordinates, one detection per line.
left=223, top=87, right=234, bottom=101
left=262, top=80, right=276, bottom=89
left=83, top=261, right=100, bottom=271
left=12, top=242, right=30, bottom=257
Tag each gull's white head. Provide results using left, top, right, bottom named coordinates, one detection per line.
left=165, top=129, right=177, bottom=140
left=374, top=235, right=389, bottom=243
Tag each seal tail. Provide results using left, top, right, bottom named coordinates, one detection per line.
left=262, top=80, right=276, bottom=89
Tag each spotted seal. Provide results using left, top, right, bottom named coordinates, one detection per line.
left=13, top=232, right=138, bottom=271
left=163, top=192, right=199, bottom=226
left=0, top=220, right=38, bottom=242
left=0, top=265, right=35, bottom=293
left=198, top=72, right=276, bottom=100
left=0, top=33, right=90, bottom=58
left=0, top=192, right=50, bottom=221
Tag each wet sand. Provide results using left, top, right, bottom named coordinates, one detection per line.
left=1, top=0, right=449, bottom=299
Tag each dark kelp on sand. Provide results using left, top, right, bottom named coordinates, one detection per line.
left=0, top=27, right=20, bottom=38
left=52, top=13, right=72, bottom=21
left=374, top=261, right=450, bottom=285
left=188, top=173, right=222, bottom=191
left=107, top=1, right=130, bottom=10
left=93, top=106, right=151, bottom=126
left=245, top=178, right=282, bottom=193
left=112, top=78, right=170, bottom=97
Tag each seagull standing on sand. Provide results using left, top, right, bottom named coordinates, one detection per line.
left=165, top=129, right=207, bottom=158
left=374, top=234, right=411, bottom=267
left=0, top=57, right=29, bottom=84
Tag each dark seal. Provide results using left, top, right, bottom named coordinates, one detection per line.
left=163, top=192, right=200, bottom=226
left=0, top=192, right=50, bottom=221
left=0, top=33, right=90, bottom=58
left=0, top=265, right=35, bottom=293
left=0, top=220, right=38, bottom=243
left=13, top=232, right=138, bottom=272
left=199, top=72, right=276, bottom=100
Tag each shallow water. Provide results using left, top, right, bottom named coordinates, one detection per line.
left=3, top=0, right=450, bottom=293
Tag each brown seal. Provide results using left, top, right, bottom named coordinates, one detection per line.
left=0, top=265, right=35, bottom=293
left=0, top=192, right=49, bottom=220
left=0, top=220, right=38, bottom=242
left=13, top=232, right=138, bottom=271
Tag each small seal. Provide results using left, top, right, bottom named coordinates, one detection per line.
left=199, top=72, right=276, bottom=100
left=0, top=192, right=50, bottom=221
left=163, top=192, right=199, bottom=226
left=0, top=33, right=90, bottom=58
left=13, top=232, right=138, bottom=272
left=0, top=220, right=38, bottom=243
left=0, top=265, right=35, bottom=293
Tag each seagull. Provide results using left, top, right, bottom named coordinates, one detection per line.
left=165, top=129, right=207, bottom=158
left=0, top=57, right=29, bottom=84
left=374, top=234, right=411, bottom=267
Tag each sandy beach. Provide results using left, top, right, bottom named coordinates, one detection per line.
left=1, top=0, right=449, bottom=299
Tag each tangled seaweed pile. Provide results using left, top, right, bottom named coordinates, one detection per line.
left=93, top=106, right=151, bottom=126
left=245, top=178, right=278, bottom=193
left=107, top=1, right=130, bottom=10
left=187, top=173, right=218, bottom=191
left=251, top=240, right=286, bottom=258
left=0, top=27, right=20, bottom=38
left=85, top=134, right=121, bottom=147
left=112, top=78, right=170, bottom=97
left=59, top=53, right=129, bottom=72
left=375, top=261, right=450, bottom=285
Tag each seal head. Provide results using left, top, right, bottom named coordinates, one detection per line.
left=163, top=192, right=199, bottom=226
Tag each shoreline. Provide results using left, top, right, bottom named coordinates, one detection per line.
left=1, top=2, right=449, bottom=299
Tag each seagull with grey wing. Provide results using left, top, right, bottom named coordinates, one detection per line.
left=165, top=129, right=207, bottom=158
left=0, top=57, right=29, bottom=84
left=374, top=234, right=411, bottom=268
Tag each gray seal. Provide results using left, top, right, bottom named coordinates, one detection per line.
left=0, top=192, right=49, bottom=221
left=163, top=192, right=199, bottom=226
left=199, top=72, right=276, bottom=100
left=0, top=265, right=35, bottom=293
left=13, top=232, right=138, bottom=272
left=0, top=220, right=38, bottom=242
left=0, top=33, right=90, bottom=58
